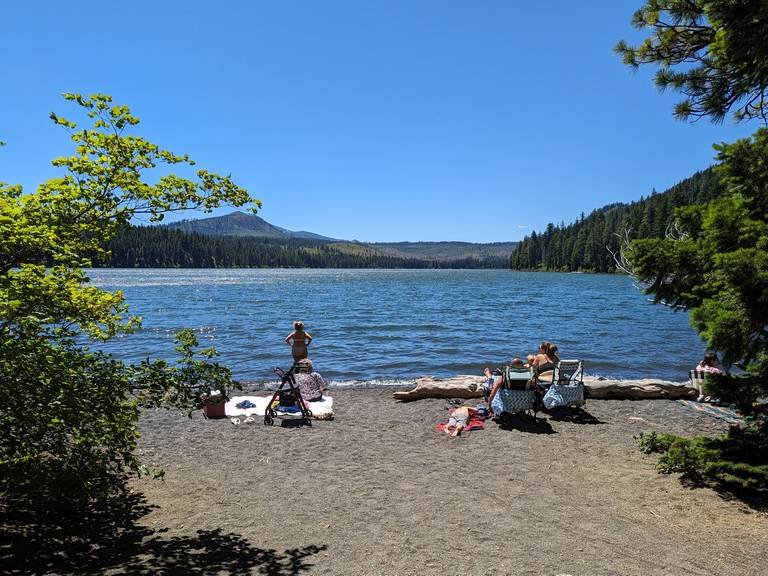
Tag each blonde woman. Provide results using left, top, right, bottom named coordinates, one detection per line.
left=531, top=341, right=559, bottom=382
left=285, top=320, right=313, bottom=362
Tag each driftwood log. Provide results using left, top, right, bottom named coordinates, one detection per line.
left=392, top=376, right=486, bottom=401
left=584, top=377, right=696, bottom=400
left=392, top=375, right=695, bottom=401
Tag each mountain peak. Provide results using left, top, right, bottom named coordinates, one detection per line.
left=165, top=211, right=336, bottom=241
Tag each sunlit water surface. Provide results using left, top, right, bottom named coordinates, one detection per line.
left=87, top=269, right=704, bottom=386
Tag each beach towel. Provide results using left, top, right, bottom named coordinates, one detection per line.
left=677, top=399, right=742, bottom=425
left=225, top=395, right=334, bottom=420
left=436, top=411, right=486, bottom=433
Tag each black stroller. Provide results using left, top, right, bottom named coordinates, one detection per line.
left=264, top=362, right=313, bottom=426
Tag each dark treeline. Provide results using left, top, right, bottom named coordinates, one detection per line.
left=98, top=226, right=509, bottom=268
left=509, top=168, right=724, bottom=272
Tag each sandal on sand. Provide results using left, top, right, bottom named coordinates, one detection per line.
left=244, top=416, right=255, bottom=424
left=230, top=417, right=241, bottom=425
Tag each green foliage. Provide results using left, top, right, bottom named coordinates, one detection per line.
left=637, top=431, right=678, bottom=454
left=616, top=0, right=768, bottom=123
left=620, top=1, right=768, bottom=506
left=637, top=427, right=768, bottom=495
left=629, top=129, right=768, bottom=410
left=131, top=329, right=241, bottom=416
left=100, top=226, right=510, bottom=269
left=0, top=94, right=258, bottom=507
left=0, top=337, right=138, bottom=503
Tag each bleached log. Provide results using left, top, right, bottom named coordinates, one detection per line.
left=392, top=375, right=485, bottom=401
left=584, top=377, right=695, bottom=400
left=392, top=375, right=695, bottom=401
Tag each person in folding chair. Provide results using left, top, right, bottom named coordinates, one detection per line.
left=482, top=358, right=524, bottom=403
left=486, top=362, right=537, bottom=418
left=691, top=351, right=724, bottom=402
left=529, top=341, right=559, bottom=384
left=293, top=358, right=326, bottom=403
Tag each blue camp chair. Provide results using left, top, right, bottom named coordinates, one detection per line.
left=541, top=359, right=586, bottom=410
left=491, top=365, right=536, bottom=417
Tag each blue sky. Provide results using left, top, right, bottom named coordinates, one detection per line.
left=0, top=0, right=756, bottom=242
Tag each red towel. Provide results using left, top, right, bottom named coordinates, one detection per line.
left=436, top=414, right=485, bottom=433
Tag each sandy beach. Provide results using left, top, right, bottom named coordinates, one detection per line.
left=122, top=390, right=766, bottom=576
left=4, top=389, right=766, bottom=575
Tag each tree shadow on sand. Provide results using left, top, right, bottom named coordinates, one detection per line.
left=495, top=413, right=556, bottom=434
left=0, top=489, right=327, bottom=575
left=544, top=407, right=604, bottom=425
left=678, top=473, right=768, bottom=513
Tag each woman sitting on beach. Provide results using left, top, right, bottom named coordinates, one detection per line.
left=293, top=358, right=326, bottom=403
left=697, top=351, right=724, bottom=375
left=692, top=351, right=724, bottom=402
left=286, top=320, right=313, bottom=362
left=530, top=341, right=559, bottom=383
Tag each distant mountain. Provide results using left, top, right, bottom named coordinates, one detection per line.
left=162, top=211, right=516, bottom=263
left=272, top=225, right=338, bottom=241
left=165, top=211, right=337, bottom=241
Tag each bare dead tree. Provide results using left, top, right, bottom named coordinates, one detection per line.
left=665, top=220, right=689, bottom=241
left=608, top=225, right=690, bottom=309
left=608, top=227, right=650, bottom=291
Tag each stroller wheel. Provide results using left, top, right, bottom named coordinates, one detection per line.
left=305, top=409, right=314, bottom=418
left=303, top=417, right=313, bottom=427
left=264, top=415, right=273, bottom=426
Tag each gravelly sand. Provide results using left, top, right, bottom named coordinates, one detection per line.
left=131, top=390, right=767, bottom=576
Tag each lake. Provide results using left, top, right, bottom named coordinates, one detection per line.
left=87, top=268, right=705, bottom=384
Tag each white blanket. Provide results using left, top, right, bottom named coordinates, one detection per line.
left=225, top=395, right=334, bottom=419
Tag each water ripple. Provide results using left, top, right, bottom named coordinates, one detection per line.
left=87, top=269, right=704, bottom=382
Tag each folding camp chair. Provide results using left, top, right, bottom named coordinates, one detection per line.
left=540, top=359, right=586, bottom=410
left=490, top=365, right=537, bottom=419
left=689, top=369, right=709, bottom=401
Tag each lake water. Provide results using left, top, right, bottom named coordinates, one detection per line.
left=87, top=269, right=705, bottom=385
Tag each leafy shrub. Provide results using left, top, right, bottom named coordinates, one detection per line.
left=638, top=426, right=768, bottom=496
left=0, top=330, right=240, bottom=507
left=636, top=431, right=676, bottom=454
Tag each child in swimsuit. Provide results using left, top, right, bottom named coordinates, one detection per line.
left=285, top=320, right=313, bottom=362
left=442, top=405, right=479, bottom=437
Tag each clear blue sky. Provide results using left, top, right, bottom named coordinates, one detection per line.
left=0, top=0, right=756, bottom=242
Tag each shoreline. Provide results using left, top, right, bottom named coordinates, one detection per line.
left=238, top=374, right=690, bottom=390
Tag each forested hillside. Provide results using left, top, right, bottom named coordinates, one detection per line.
left=371, top=241, right=518, bottom=261
left=509, top=168, right=724, bottom=272
left=100, top=227, right=509, bottom=268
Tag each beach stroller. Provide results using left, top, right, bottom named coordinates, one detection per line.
left=264, top=363, right=313, bottom=426
left=538, top=359, right=586, bottom=410
left=490, top=365, right=537, bottom=420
